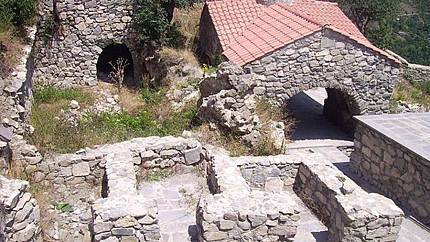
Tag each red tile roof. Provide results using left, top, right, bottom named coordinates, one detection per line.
left=207, top=0, right=399, bottom=65
left=207, top=0, right=264, bottom=50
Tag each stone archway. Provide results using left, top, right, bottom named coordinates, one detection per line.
left=96, top=43, right=136, bottom=86
left=324, top=88, right=361, bottom=135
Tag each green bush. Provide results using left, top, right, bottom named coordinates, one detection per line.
left=134, top=0, right=185, bottom=48
left=0, top=0, right=38, bottom=32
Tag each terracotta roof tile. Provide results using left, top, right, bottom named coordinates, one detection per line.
left=207, top=0, right=399, bottom=65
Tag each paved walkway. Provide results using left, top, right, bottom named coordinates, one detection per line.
left=138, top=173, right=208, bottom=242
left=287, top=88, right=352, bottom=143
left=356, top=113, right=430, bottom=160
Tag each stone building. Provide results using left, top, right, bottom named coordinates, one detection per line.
left=33, top=0, right=144, bottom=86
left=198, top=0, right=401, bottom=135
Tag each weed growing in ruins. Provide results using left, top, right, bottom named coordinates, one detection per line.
left=52, top=202, right=73, bottom=213
left=33, top=86, right=94, bottom=105
left=202, top=64, right=218, bottom=76
left=145, top=169, right=169, bottom=182
left=109, top=58, right=129, bottom=91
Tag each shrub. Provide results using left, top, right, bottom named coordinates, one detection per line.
left=0, top=0, right=38, bottom=32
left=134, top=0, right=185, bottom=48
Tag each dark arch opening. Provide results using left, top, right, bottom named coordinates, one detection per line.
left=323, top=88, right=360, bottom=136
left=96, top=44, right=135, bottom=86
left=286, top=88, right=358, bottom=141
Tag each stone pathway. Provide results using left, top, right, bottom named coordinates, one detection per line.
left=287, top=88, right=352, bottom=142
left=137, top=173, right=208, bottom=242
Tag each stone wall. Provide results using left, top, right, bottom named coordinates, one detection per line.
left=91, top=151, right=160, bottom=241
left=25, top=137, right=204, bottom=188
left=34, top=0, right=143, bottom=86
left=198, top=150, right=301, bottom=242
left=237, top=155, right=300, bottom=190
left=89, top=136, right=206, bottom=241
left=198, top=29, right=400, bottom=141
left=294, top=157, right=404, bottom=242
left=0, top=27, right=38, bottom=176
left=198, top=4, right=223, bottom=65
left=0, top=175, right=41, bottom=242
left=351, top=121, right=430, bottom=225
left=203, top=149, right=405, bottom=242
left=404, top=63, right=430, bottom=82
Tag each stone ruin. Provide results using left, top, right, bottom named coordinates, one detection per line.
left=198, top=30, right=401, bottom=143
left=0, top=135, right=408, bottom=242
left=0, top=176, right=41, bottom=242
left=198, top=150, right=404, bottom=242
left=34, top=0, right=144, bottom=86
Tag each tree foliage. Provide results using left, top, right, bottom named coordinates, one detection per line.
left=0, top=0, right=38, bottom=32
left=134, top=0, right=204, bottom=49
left=338, top=0, right=401, bottom=34
left=134, top=0, right=186, bottom=48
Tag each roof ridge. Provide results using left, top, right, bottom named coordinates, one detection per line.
left=277, top=2, right=324, bottom=28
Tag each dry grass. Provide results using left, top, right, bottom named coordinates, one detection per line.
left=173, top=4, right=204, bottom=50
left=158, top=4, right=203, bottom=67
left=392, top=79, right=430, bottom=108
left=254, top=98, right=296, bottom=152
left=29, top=183, right=56, bottom=237
left=0, top=30, right=24, bottom=77
left=98, top=82, right=146, bottom=115
left=160, top=47, right=199, bottom=67
left=193, top=124, right=251, bottom=157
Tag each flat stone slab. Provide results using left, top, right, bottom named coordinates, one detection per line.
left=355, top=113, right=430, bottom=161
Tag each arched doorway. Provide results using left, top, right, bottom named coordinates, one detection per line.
left=96, top=44, right=135, bottom=86
left=286, top=87, right=359, bottom=141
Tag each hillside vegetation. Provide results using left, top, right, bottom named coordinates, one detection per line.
left=0, top=0, right=38, bottom=77
left=336, top=0, right=430, bottom=65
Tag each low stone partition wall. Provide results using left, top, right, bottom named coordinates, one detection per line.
left=198, top=150, right=301, bottom=242
left=90, top=136, right=206, bottom=241
left=27, top=136, right=204, bottom=187
left=197, top=192, right=300, bottom=242
left=235, top=155, right=301, bottom=190
left=294, top=158, right=404, bottom=242
left=91, top=149, right=161, bottom=241
left=202, top=149, right=405, bottom=242
left=351, top=113, right=430, bottom=225
left=91, top=197, right=160, bottom=241
left=0, top=175, right=41, bottom=241
left=404, top=63, right=430, bottom=82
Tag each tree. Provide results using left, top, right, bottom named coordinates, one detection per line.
left=134, top=0, right=184, bottom=48
left=338, top=0, right=401, bottom=34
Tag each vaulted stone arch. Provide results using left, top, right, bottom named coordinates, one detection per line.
left=198, top=29, right=401, bottom=141
left=33, top=0, right=145, bottom=86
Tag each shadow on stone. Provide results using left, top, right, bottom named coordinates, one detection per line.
left=311, top=231, right=328, bottom=242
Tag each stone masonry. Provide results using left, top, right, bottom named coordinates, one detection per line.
left=404, top=64, right=430, bottom=82
left=34, top=0, right=143, bottom=86
left=0, top=175, right=41, bottom=242
left=351, top=113, right=430, bottom=226
left=86, top=137, right=205, bottom=241
left=294, top=157, right=404, bottom=242
left=198, top=150, right=301, bottom=242
left=23, top=136, right=204, bottom=188
left=91, top=152, right=161, bottom=242
left=200, top=149, right=405, bottom=242
left=198, top=29, right=401, bottom=140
